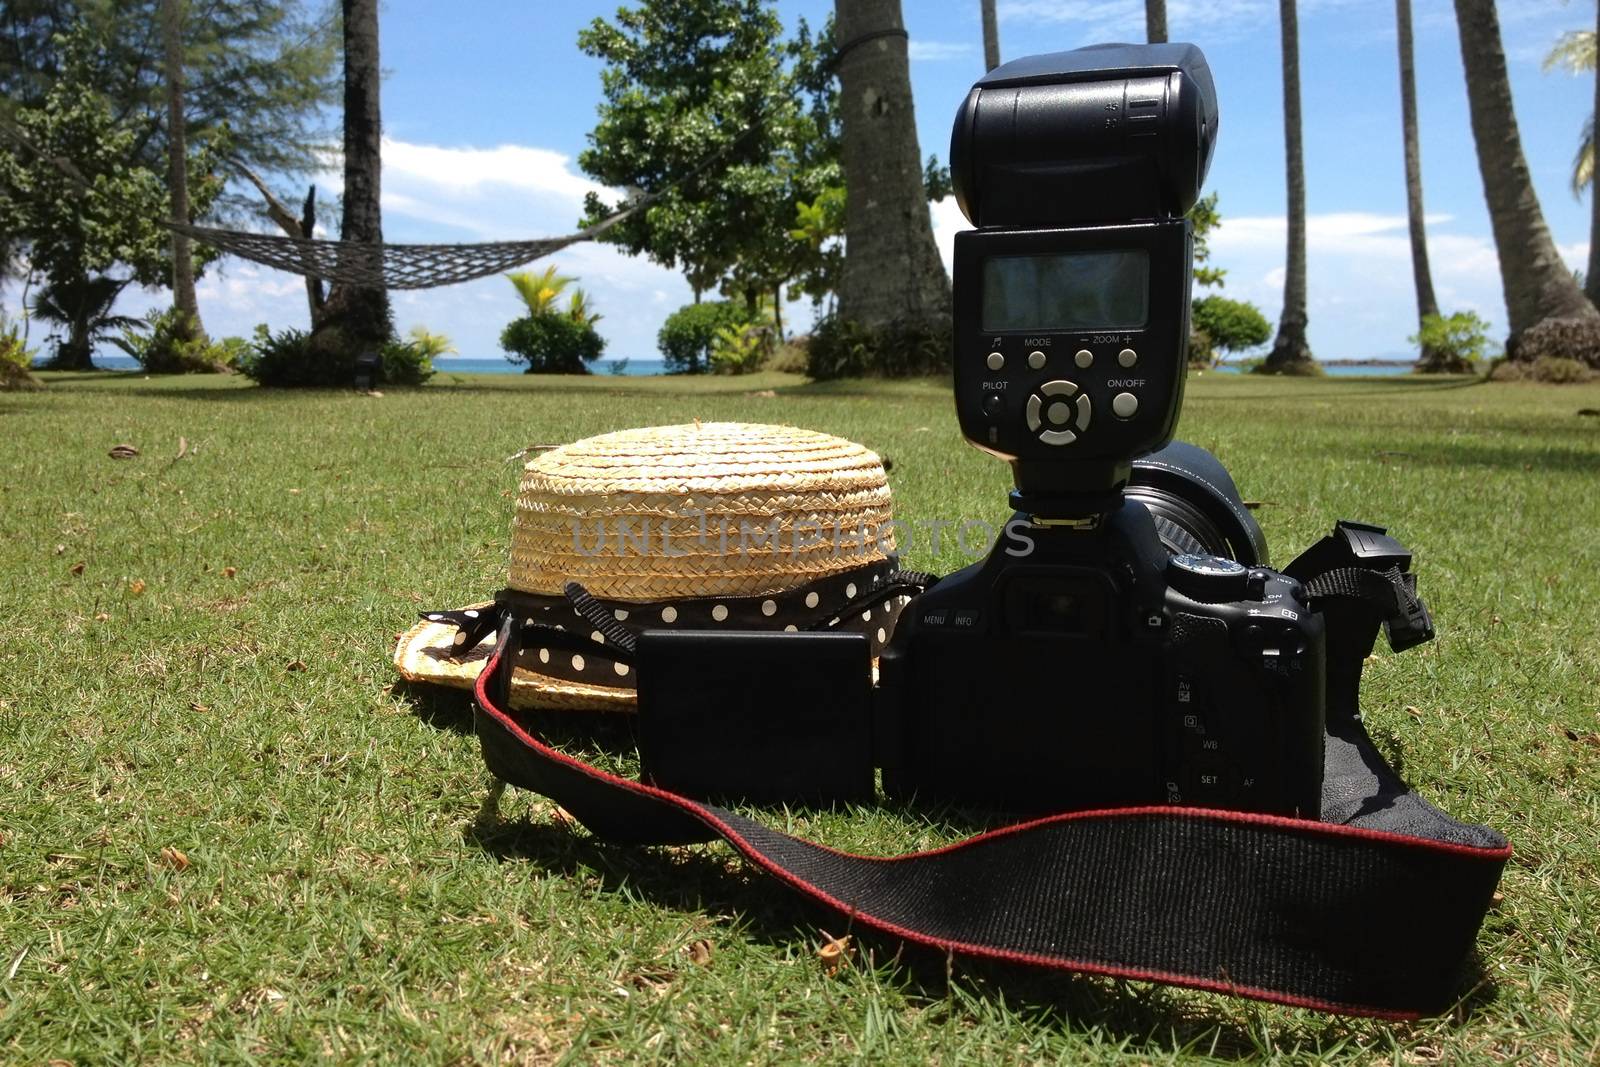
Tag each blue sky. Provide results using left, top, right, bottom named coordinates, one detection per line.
left=113, top=0, right=1600, bottom=363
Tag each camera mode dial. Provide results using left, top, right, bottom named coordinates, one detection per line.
left=1167, top=553, right=1247, bottom=602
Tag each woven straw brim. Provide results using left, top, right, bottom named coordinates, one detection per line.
left=510, top=422, right=895, bottom=600
left=393, top=611, right=633, bottom=712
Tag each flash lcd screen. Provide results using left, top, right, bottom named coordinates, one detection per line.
left=981, top=251, right=1150, bottom=332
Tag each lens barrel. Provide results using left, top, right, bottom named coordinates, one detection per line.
left=1127, top=441, right=1268, bottom=566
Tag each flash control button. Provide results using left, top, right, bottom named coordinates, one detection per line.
left=1074, top=349, right=1094, bottom=368
left=1112, top=391, right=1139, bottom=418
left=986, top=351, right=1005, bottom=371
left=1025, top=394, right=1042, bottom=431
left=1075, top=394, right=1092, bottom=430
left=1039, top=379, right=1078, bottom=398
left=1039, top=428, right=1077, bottom=445
left=1118, top=348, right=1138, bottom=368
left=1045, top=400, right=1072, bottom=425
left=1027, top=350, right=1046, bottom=370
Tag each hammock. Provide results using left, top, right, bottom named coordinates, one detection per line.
left=163, top=201, right=643, bottom=290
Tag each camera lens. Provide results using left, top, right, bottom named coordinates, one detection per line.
left=1127, top=442, right=1268, bottom=566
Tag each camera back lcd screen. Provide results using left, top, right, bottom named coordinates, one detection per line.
left=981, top=250, right=1149, bottom=332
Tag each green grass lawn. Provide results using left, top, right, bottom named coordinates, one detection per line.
left=1, top=369, right=1597, bottom=1064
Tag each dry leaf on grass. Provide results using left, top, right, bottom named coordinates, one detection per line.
left=93, top=612, right=110, bottom=622
left=222, top=566, right=237, bottom=578
left=128, top=579, right=146, bottom=595
left=108, top=443, right=139, bottom=459
left=159, top=846, right=191, bottom=871
left=685, top=939, right=713, bottom=967
left=816, top=930, right=854, bottom=976
left=175, top=437, right=188, bottom=460
left=69, top=561, right=85, bottom=576
left=284, top=660, right=307, bottom=672
left=54, top=543, right=65, bottom=555
left=190, top=702, right=210, bottom=713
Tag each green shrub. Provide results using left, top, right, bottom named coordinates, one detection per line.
left=766, top=337, right=810, bottom=374
left=1190, top=296, right=1270, bottom=366
left=1489, top=355, right=1596, bottom=384
left=0, top=311, right=42, bottom=391
left=405, top=325, right=457, bottom=361
left=709, top=319, right=772, bottom=374
left=806, top=315, right=950, bottom=380
left=657, top=301, right=753, bottom=374
left=500, top=312, right=604, bottom=374
left=113, top=308, right=235, bottom=374
left=1, top=310, right=37, bottom=370
left=239, top=324, right=435, bottom=387
left=377, top=337, right=437, bottom=386
left=1411, top=311, right=1492, bottom=373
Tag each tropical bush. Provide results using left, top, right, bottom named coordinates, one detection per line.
left=500, top=313, right=605, bottom=374
left=709, top=318, right=773, bottom=375
left=1189, top=295, right=1271, bottom=366
left=112, top=308, right=237, bottom=374
left=1489, top=354, right=1596, bottom=384
left=239, top=325, right=436, bottom=387
left=1, top=310, right=42, bottom=390
left=657, top=301, right=754, bottom=374
left=1411, top=311, right=1492, bottom=373
left=500, top=269, right=605, bottom=374
left=805, top=315, right=950, bottom=380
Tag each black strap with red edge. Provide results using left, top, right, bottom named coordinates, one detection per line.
left=471, top=629, right=1509, bottom=1019
left=466, top=530, right=1510, bottom=1020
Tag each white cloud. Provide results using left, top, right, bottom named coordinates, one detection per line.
left=908, top=40, right=976, bottom=62
left=381, top=138, right=607, bottom=204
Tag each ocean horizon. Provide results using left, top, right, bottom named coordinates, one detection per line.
left=51, top=354, right=1418, bottom=377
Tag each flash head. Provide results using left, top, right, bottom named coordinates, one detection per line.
left=951, top=42, right=1218, bottom=228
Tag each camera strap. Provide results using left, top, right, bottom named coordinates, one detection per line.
left=467, top=544, right=1509, bottom=1020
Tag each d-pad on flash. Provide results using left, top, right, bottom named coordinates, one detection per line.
left=1024, top=380, right=1092, bottom=445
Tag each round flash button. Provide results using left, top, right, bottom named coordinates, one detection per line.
left=986, top=351, right=1005, bottom=371
left=1027, top=350, right=1047, bottom=370
left=1112, top=392, right=1139, bottom=418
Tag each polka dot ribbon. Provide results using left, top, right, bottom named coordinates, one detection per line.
left=419, top=559, right=936, bottom=690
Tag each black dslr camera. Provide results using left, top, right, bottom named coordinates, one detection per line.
left=638, top=44, right=1325, bottom=819
left=874, top=43, right=1325, bottom=817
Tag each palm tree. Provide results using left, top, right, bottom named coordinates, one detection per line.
left=834, top=0, right=950, bottom=351
left=507, top=267, right=576, bottom=316
left=1146, top=0, right=1168, bottom=44
left=313, top=0, right=392, bottom=355
left=981, top=0, right=1000, bottom=71
left=1257, top=0, right=1317, bottom=374
left=1543, top=26, right=1600, bottom=307
left=161, top=0, right=204, bottom=345
left=1454, top=0, right=1600, bottom=367
left=33, top=275, right=139, bottom=369
left=567, top=287, right=602, bottom=326
left=1395, top=0, right=1459, bottom=372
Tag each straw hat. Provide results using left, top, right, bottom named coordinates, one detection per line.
left=393, top=422, right=917, bottom=711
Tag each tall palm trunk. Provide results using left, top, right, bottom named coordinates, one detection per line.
left=1396, top=0, right=1456, bottom=372
left=981, top=0, right=1000, bottom=71
left=1258, top=0, right=1316, bottom=373
left=162, top=0, right=203, bottom=342
left=834, top=0, right=950, bottom=352
left=1589, top=1, right=1600, bottom=308
left=1145, top=0, right=1167, bottom=44
left=316, top=0, right=392, bottom=354
left=1454, top=0, right=1600, bottom=366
